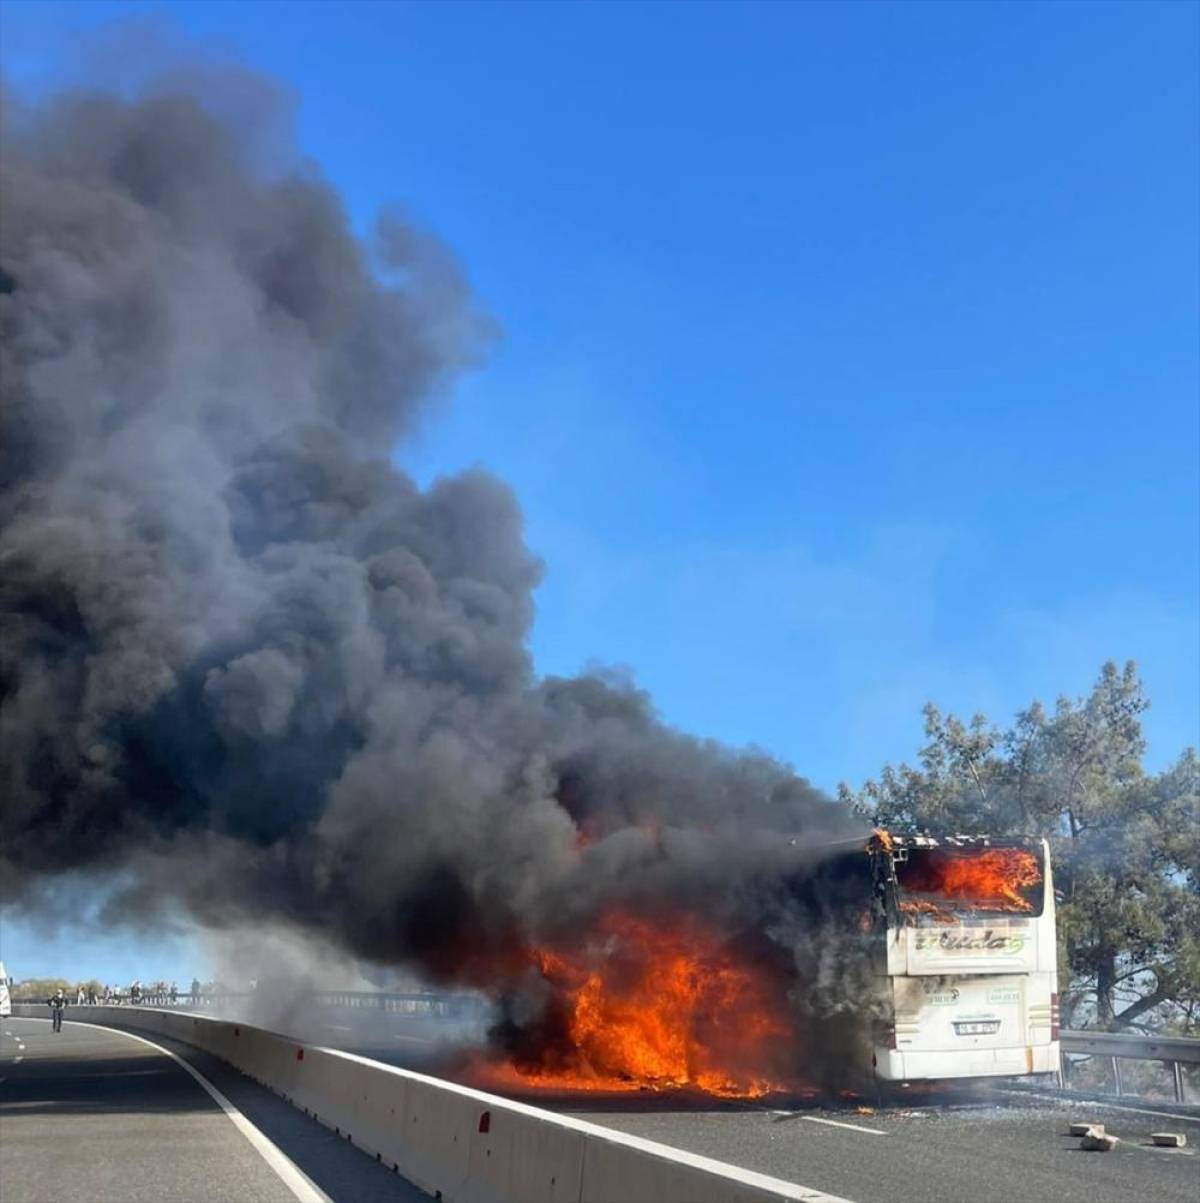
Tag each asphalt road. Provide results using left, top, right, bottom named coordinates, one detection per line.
left=563, top=1085, right=1200, bottom=1203
left=0, top=1017, right=425, bottom=1203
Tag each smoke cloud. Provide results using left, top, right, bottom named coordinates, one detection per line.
left=1, top=67, right=868, bottom=1077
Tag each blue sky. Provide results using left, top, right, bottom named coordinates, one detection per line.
left=1, top=0, right=1197, bottom=984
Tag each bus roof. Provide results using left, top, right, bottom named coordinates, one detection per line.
left=793, top=832, right=1045, bottom=852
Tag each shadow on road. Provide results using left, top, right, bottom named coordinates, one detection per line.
left=1, top=1044, right=216, bottom=1118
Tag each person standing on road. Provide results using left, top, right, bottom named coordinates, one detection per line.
left=47, top=988, right=67, bottom=1032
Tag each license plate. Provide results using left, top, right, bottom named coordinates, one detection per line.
left=954, top=1020, right=1001, bottom=1036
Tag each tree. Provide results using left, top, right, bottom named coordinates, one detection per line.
left=10, top=977, right=103, bottom=1000
left=11, top=978, right=71, bottom=1001
left=839, top=662, right=1200, bottom=1035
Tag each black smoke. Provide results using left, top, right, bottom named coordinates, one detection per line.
left=0, top=69, right=868, bottom=1065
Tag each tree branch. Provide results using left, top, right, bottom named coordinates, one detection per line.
left=1112, top=988, right=1170, bottom=1030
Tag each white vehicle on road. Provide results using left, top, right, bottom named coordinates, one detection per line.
left=869, top=832, right=1060, bottom=1081
left=0, top=961, right=11, bottom=1018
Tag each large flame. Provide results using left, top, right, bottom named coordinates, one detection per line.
left=896, top=847, right=1042, bottom=918
left=492, top=911, right=793, bottom=1098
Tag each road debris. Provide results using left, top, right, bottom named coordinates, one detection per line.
left=1069, top=1121, right=1103, bottom=1136
left=1150, top=1132, right=1187, bottom=1148
left=1079, top=1128, right=1119, bottom=1152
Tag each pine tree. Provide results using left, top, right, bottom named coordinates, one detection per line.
left=840, top=662, right=1200, bottom=1034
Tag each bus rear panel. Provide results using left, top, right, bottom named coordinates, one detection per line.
left=871, top=834, right=1059, bottom=1082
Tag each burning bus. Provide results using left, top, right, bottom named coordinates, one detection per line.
left=864, top=831, right=1061, bottom=1082
left=482, top=829, right=1059, bottom=1098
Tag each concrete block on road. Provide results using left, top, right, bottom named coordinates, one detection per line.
left=1150, top=1132, right=1187, bottom=1148
left=1079, top=1130, right=1119, bottom=1151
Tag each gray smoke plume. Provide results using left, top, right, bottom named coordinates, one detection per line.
left=1, top=70, right=868, bottom=1078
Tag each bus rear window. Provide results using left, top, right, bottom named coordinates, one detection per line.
left=894, top=845, right=1044, bottom=921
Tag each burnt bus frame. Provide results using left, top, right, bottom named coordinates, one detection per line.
left=875, top=833, right=1048, bottom=922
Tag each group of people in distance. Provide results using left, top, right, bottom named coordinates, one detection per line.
left=43, top=977, right=210, bottom=1029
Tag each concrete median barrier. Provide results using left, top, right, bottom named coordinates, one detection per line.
left=11, top=1003, right=848, bottom=1203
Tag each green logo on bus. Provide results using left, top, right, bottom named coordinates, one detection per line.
left=913, top=930, right=1027, bottom=954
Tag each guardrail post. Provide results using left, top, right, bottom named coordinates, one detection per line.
left=1173, top=1059, right=1185, bottom=1103
left=1111, top=1056, right=1122, bottom=1097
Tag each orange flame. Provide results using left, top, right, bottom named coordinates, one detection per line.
left=897, top=847, right=1041, bottom=916
left=497, top=912, right=792, bottom=1098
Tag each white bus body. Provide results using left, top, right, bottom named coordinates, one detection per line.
left=871, top=834, right=1060, bottom=1082
left=0, top=962, right=11, bottom=1018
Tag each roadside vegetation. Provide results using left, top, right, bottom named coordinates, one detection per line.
left=10, top=978, right=96, bottom=1001
left=842, top=661, right=1199, bottom=1040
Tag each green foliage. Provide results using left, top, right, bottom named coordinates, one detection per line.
left=11, top=978, right=71, bottom=1001
left=10, top=977, right=104, bottom=1000
left=839, top=661, right=1200, bottom=1034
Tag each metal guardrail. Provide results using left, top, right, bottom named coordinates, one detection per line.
left=27, top=989, right=485, bottom=1018
left=311, top=990, right=486, bottom=1018
left=1061, top=1029, right=1200, bottom=1062
left=1060, top=1028, right=1200, bottom=1103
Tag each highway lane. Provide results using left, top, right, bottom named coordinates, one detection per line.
left=0, top=1017, right=425, bottom=1203
left=564, top=1088, right=1200, bottom=1203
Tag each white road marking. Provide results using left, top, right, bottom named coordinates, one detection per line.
left=800, top=1115, right=888, bottom=1135
left=323, top=1025, right=353, bottom=1032
left=391, top=1033, right=432, bottom=1044
left=13, top=1055, right=23, bottom=1064
left=16, top=1019, right=331, bottom=1203
left=995, top=1087, right=1200, bottom=1126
